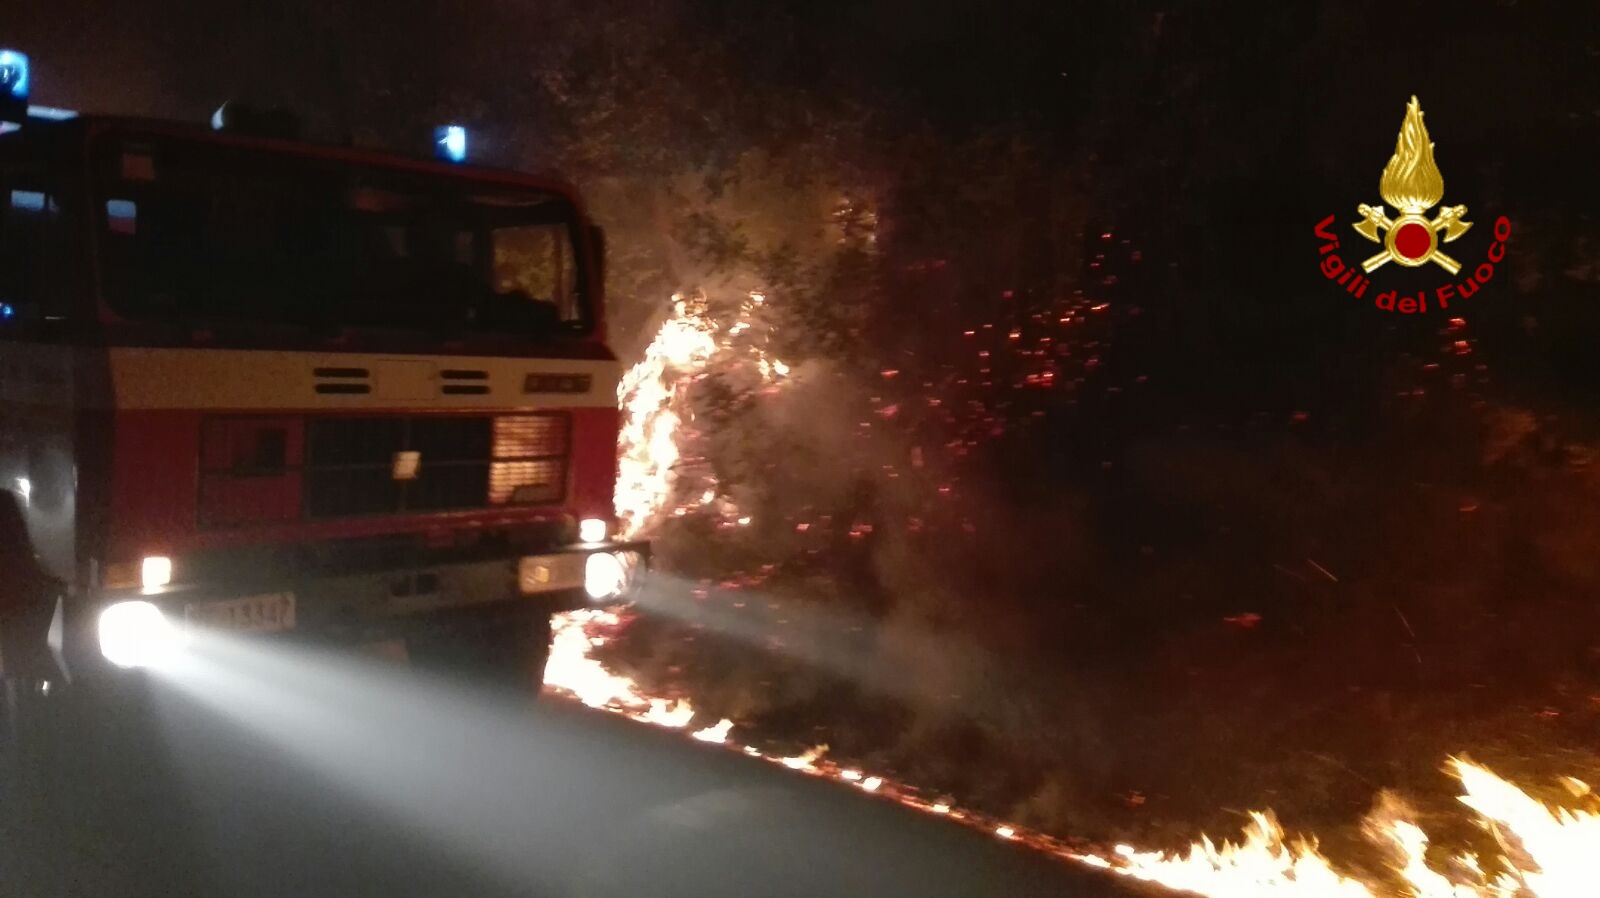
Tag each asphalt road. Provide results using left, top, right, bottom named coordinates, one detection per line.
left=0, top=646, right=1158, bottom=898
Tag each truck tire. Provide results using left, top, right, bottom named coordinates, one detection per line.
left=2, top=678, right=54, bottom=764
left=0, top=492, right=65, bottom=755
left=407, top=609, right=553, bottom=696
left=483, top=611, right=555, bottom=694
left=0, top=652, right=60, bottom=760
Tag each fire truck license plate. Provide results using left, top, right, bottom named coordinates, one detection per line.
left=186, top=592, right=296, bottom=633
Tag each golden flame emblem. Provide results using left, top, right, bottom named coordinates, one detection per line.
left=1352, top=96, right=1472, bottom=274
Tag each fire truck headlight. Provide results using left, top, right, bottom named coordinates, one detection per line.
left=98, top=601, right=187, bottom=669
left=578, top=517, right=608, bottom=544
left=584, top=552, right=629, bottom=602
left=141, top=555, right=173, bottom=591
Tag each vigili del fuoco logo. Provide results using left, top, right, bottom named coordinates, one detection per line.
left=1314, top=96, right=1510, bottom=314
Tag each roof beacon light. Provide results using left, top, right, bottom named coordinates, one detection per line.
left=0, top=50, right=29, bottom=100
left=436, top=125, right=467, bottom=163
left=0, top=49, right=28, bottom=123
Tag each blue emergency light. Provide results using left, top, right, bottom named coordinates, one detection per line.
left=0, top=50, right=28, bottom=101
left=0, top=49, right=28, bottom=124
left=435, top=125, right=468, bottom=163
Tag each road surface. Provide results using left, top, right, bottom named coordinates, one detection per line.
left=0, top=644, right=1159, bottom=898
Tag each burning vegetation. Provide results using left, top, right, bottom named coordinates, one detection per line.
left=530, top=42, right=1600, bottom=890
left=537, top=65, right=1600, bottom=883
left=548, top=587, right=1600, bottom=897
left=543, top=272, right=1600, bottom=895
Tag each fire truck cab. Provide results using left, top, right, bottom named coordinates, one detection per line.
left=0, top=53, right=644, bottom=696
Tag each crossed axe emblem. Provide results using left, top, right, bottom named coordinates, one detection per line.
left=1352, top=203, right=1472, bottom=274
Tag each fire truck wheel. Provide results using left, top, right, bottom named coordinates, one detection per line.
left=0, top=676, right=75, bottom=778
left=407, top=611, right=554, bottom=696
left=2, top=678, right=43, bottom=753
left=0, top=492, right=65, bottom=753
left=486, top=611, right=555, bottom=695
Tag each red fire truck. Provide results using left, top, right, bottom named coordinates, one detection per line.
left=0, top=52, right=644, bottom=703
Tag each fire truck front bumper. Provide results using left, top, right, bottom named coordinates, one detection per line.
left=87, top=540, right=649, bottom=671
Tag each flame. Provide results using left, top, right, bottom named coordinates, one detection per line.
left=561, top=286, right=1600, bottom=897
left=1379, top=95, right=1446, bottom=213
left=613, top=291, right=789, bottom=539
left=1084, top=813, right=1375, bottom=897
left=1077, top=759, right=1600, bottom=897
left=544, top=609, right=673, bottom=713
left=779, top=745, right=829, bottom=771
left=546, top=608, right=1600, bottom=897
left=1451, top=758, right=1600, bottom=896
left=691, top=718, right=735, bottom=743
left=614, top=295, right=719, bottom=539
left=638, top=698, right=697, bottom=728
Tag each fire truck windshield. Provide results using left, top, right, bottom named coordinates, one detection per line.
left=95, top=135, right=591, bottom=337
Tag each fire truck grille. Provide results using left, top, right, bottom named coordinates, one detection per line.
left=302, top=415, right=567, bottom=519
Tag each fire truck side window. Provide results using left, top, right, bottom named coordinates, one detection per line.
left=493, top=224, right=577, bottom=322
left=0, top=152, right=66, bottom=323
